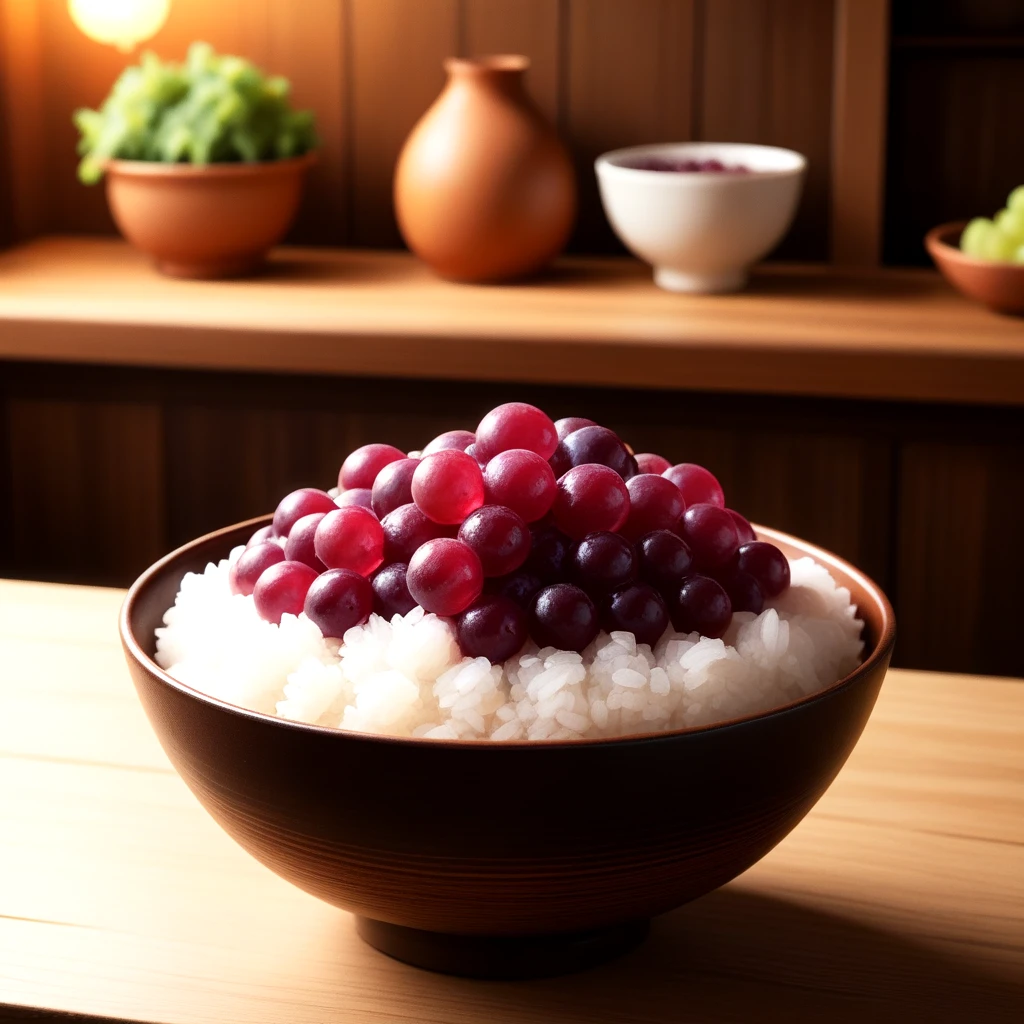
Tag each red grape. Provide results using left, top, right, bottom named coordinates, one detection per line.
left=483, top=448, right=557, bottom=522
left=246, top=524, right=275, bottom=548
left=314, top=506, right=385, bottom=576
left=622, top=474, right=685, bottom=541
left=339, top=444, right=406, bottom=490
left=604, top=584, right=669, bottom=648
left=679, top=503, right=740, bottom=570
left=560, top=426, right=634, bottom=480
left=284, top=512, right=328, bottom=572
left=554, top=416, right=597, bottom=441
left=458, top=505, right=531, bottom=577
left=381, top=502, right=450, bottom=563
left=735, top=542, right=790, bottom=597
left=529, top=584, right=599, bottom=652
left=636, top=530, right=693, bottom=595
left=548, top=442, right=572, bottom=479
left=716, top=568, right=764, bottom=614
left=407, top=538, right=484, bottom=616
left=371, top=562, right=417, bottom=618
left=304, top=568, right=374, bottom=639
left=570, top=531, right=636, bottom=595
left=487, top=570, right=544, bottom=608
left=525, top=525, right=573, bottom=582
left=422, top=429, right=476, bottom=455
left=662, top=464, right=725, bottom=508
left=670, top=575, right=732, bottom=638
left=272, top=488, right=336, bottom=537
left=475, top=402, right=558, bottom=462
left=552, top=464, right=630, bottom=539
left=371, top=458, right=419, bottom=519
left=253, top=561, right=318, bottom=624
left=456, top=595, right=528, bottom=662
left=727, top=509, right=757, bottom=545
left=229, top=542, right=285, bottom=596
left=412, top=450, right=485, bottom=524
left=335, top=488, right=373, bottom=509
left=635, top=453, right=672, bottom=475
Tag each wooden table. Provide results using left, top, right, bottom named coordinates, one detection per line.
left=1, top=579, right=1021, bottom=1022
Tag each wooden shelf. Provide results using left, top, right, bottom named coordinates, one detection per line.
left=1, top=237, right=1022, bottom=406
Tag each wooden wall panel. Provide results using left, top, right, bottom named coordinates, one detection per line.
left=348, top=0, right=459, bottom=248
left=699, top=0, right=835, bottom=261
left=461, top=0, right=561, bottom=123
left=565, top=0, right=696, bottom=252
left=6, top=399, right=166, bottom=586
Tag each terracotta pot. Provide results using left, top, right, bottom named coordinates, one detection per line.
left=395, top=56, right=576, bottom=283
left=104, top=154, right=316, bottom=279
left=925, top=221, right=1024, bottom=316
left=120, top=518, right=894, bottom=979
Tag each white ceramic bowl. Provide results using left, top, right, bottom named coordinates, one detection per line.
left=595, top=143, right=807, bottom=293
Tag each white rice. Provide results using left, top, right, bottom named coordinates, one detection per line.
left=155, top=549, right=864, bottom=741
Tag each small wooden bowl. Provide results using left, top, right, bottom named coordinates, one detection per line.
left=120, top=518, right=895, bottom=979
left=926, top=221, right=1024, bottom=316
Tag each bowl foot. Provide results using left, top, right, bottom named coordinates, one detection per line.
left=654, top=266, right=747, bottom=294
left=355, top=916, right=649, bottom=979
left=154, top=255, right=264, bottom=280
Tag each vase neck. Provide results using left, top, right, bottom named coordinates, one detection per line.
left=445, top=55, right=529, bottom=94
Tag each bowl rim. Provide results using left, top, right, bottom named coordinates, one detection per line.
left=925, top=219, right=1024, bottom=271
left=595, top=142, right=807, bottom=182
left=121, top=517, right=895, bottom=750
left=104, top=151, right=318, bottom=180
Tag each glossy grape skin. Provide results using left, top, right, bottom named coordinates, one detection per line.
left=525, top=525, right=573, bottom=582
left=272, top=487, right=336, bottom=537
left=284, top=512, right=328, bottom=572
left=381, top=502, right=449, bottom=563
left=371, top=458, right=419, bottom=519
left=339, top=444, right=406, bottom=490
left=246, top=524, right=275, bottom=548
left=570, top=531, right=636, bottom=596
left=487, top=570, right=545, bottom=608
left=530, top=584, right=600, bottom=653
left=670, top=575, right=732, bottom=638
left=411, top=450, right=485, bottom=524
left=662, top=463, right=725, bottom=508
left=422, top=429, right=476, bottom=455
left=458, top=505, right=531, bottom=577
left=406, top=538, right=484, bottom=616
left=475, top=402, right=558, bottom=462
left=622, top=474, right=686, bottom=541
left=552, top=464, right=630, bottom=539
left=229, top=542, right=286, bottom=596
left=635, top=530, right=694, bottom=595
left=559, top=426, right=634, bottom=480
left=335, top=488, right=373, bottom=509
left=679, top=503, right=740, bottom=571
left=735, top=542, right=790, bottom=597
left=554, top=416, right=597, bottom=441
left=727, top=509, right=757, bottom=545
left=634, top=453, right=672, bottom=475
left=253, top=560, right=318, bottom=624
left=716, top=568, right=764, bottom=615
left=314, top=506, right=385, bottom=576
left=604, top=584, right=669, bottom=648
left=548, top=443, right=572, bottom=479
left=370, top=562, right=417, bottom=618
left=456, top=595, right=528, bottom=662
left=483, top=448, right=557, bottom=523
left=303, top=569, right=374, bottom=639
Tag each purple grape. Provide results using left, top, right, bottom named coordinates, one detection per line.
left=530, top=584, right=599, bottom=652
left=487, top=570, right=544, bottom=608
left=229, top=542, right=285, bottom=596
left=525, top=524, right=573, bottom=582
left=458, top=505, right=531, bottom=577
left=422, top=429, right=476, bottom=455
left=679, top=503, right=740, bottom=571
left=284, top=512, right=328, bottom=572
left=636, top=530, right=694, bottom=595
left=622, top=474, right=685, bottom=541
left=670, top=575, right=732, bottom=638
left=272, top=487, right=336, bottom=537
left=304, top=568, right=374, bottom=639
left=570, top=531, right=636, bottom=596
left=716, top=568, right=764, bottom=615
left=371, top=458, right=419, bottom=519
left=663, top=464, right=725, bottom=508
left=560, top=425, right=634, bottom=480
left=247, top=524, right=275, bottom=548
left=335, top=488, right=374, bottom=509
left=735, top=542, right=790, bottom=597
left=339, top=444, right=406, bottom=490
left=381, top=502, right=449, bottom=563
left=604, top=584, right=669, bottom=648
left=456, top=595, right=528, bottom=662
left=548, top=442, right=573, bottom=479
left=253, top=561, right=319, bottom=624
left=554, top=416, right=598, bottom=441
left=552, top=464, right=630, bottom=540
left=371, top=562, right=417, bottom=618
left=727, top=509, right=757, bottom=545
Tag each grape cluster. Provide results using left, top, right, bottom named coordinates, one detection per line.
left=74, top=42, right=318, bottom=185
left=960, top=186, right=1024, bottom=264
left=237, top=403, right=791, bottom=661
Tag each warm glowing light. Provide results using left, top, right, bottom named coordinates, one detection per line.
left=69, top=0, right=170, bottom=52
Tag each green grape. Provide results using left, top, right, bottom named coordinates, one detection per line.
left=1008, top=185, right=1024, bottom=214
left=982, top=228, right=1017, bottom=262
left=1014, top=244, right=1024, bottom=265
left=995, top=207, right=1024, bottom=245
left=960, top=217, right=993, bottom=258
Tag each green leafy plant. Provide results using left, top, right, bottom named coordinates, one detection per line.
left=74, top=41, right=318, bottom=184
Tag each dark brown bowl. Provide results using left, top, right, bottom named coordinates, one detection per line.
left=120, top=518, right=895, bottom=978
left=926, top=220, right=1024, bottom=315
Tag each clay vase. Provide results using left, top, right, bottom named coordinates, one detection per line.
left=394, top=55, right=576, bottom=283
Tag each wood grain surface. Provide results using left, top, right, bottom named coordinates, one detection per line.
left=1, top=238, right=1023, bottom=406
left=0, top=578, right=1021, bottom=1022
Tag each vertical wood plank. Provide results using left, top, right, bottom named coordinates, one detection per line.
left=700, top=0, right=835, bottom=261
left=566, top=0, right=696, bottom=252
left=831, top=0, right=890, bottom=266
left=349, top=0, right=459, bottom=248
left=7, top=399, right=166, bottom=586
left=460, top=0, right=561, bottom=123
